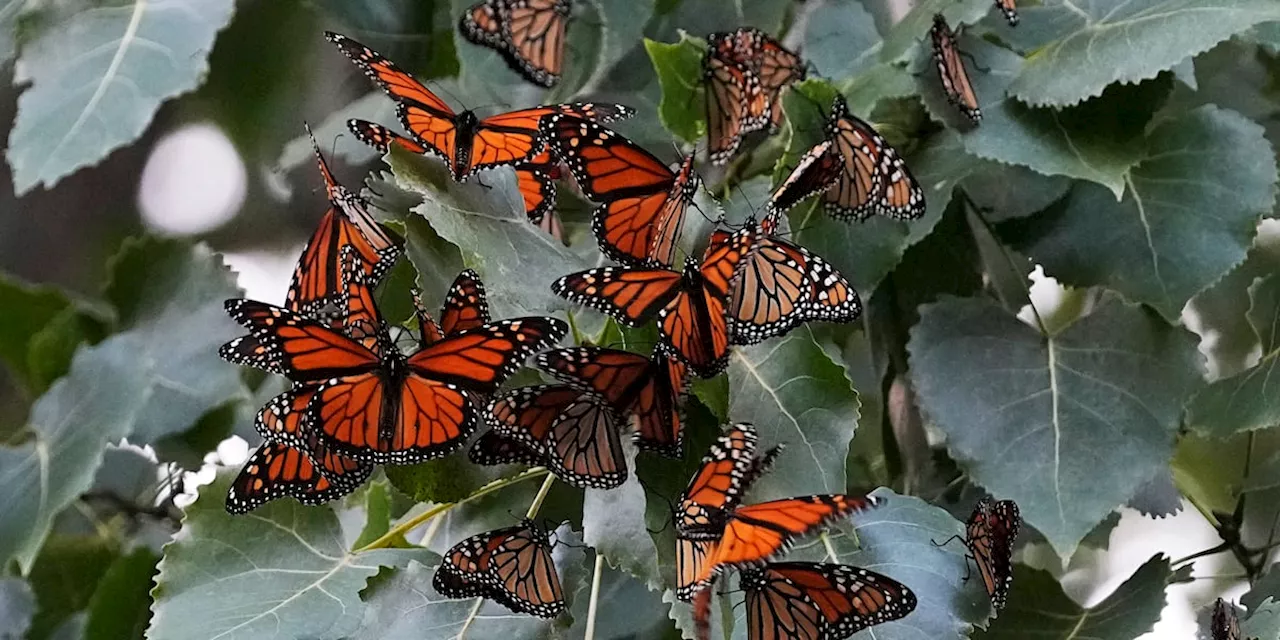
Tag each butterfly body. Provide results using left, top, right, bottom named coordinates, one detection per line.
left=929, top=15, right=982, bottom=125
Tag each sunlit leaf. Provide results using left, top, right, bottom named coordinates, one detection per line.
left=149, top=470, right=431, bottom=640
left=7, top=0, right=236, bottom=193
left=908, top=295, right=1203, bottom=558
left=974, top=555, right=1189, bottom=639
left=1004, top=106, right=1277, bottom=321
left=1008, top=0, right=1280, bottom=107
left=878, top=0, right=992, bottom=62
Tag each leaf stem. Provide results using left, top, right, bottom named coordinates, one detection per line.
left=960, top=190, right=1049, bottom=336
left=1171, top=542, right=1230, bottom=567
left=566, top=309, right=585, bottom=346
left=821, top=532, right=840, bottom=563
left=584, top=553, right=606, bottom=640
left=526, top=473, right=556, bottom=520
left=457, top=597, right=484, bottom=638
left=356, top=467, right=550, bottom=552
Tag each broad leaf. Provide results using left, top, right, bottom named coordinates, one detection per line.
left=651, top=0, right=789, bottom=38
left=0, top=577, right=34, bottom=639
left=1188, top=222, right=1280, bottom=378
left=103, top=237, right=246, bottom=444
left=644, top=35, right=707, bottom=144
left=387, top=147, right=599, bottom=324
left=974, top=555, right=1189, bottom=639
left=565, top=562, right=674, bottom=639
left=908, top=295, right=1203, bottom=558
left=583, top=446, right=661, bottom=589
left=149, top=470, right=430, bottom=640
left=1005, top=106, right=1277, bottom=321
left=1008, top=0, right=1280, bottom=107
left=918, top=39, right=1166, bottom=197
left=0, top=338, right=150, bottom=572
left=84, top=548, right=158, bottom=640
left=1188, top=273, right=1280, bottom=436
left=7, top=0, right=236, bottom=194
left=726, top=328, right=859, bottom=498
left=801, top=0, right=883, bottom=81
left=961, top=165, right=1070, bottom=223
left=354, top=560, right=548, bottom=639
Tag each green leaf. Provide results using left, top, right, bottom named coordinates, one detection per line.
left=651, top=0, right=789, bottom=38
left=353, top=481, right=395, bottom=550
left=583, top=446, right=661, bottom=589
left=570, top=0, right=656, bottom=95
left=726, top=328, right=859, bottom=497
left=801, top=0, right=882, bottom=81
left=908, top=295, right=1203, bottom=558
left=919, top=39, right=1167, bottom=197
left=84, top=548, right=158, bottom=640
left=384, top=454, right=505, bottom=504
left=961, top=165, right=1070, bottom=223
left=1242, top=598, right=1280, bottom=640
left=1005, top=106, right=1277, bottom=322
left=1188, top=224, right=1280, bottom=378
left=0, top=275, right=105, bottom=394
left=878, top=0, right=992, bottom=62
left=27, top=534, right=119, bottom=640
left=102, top=237, right=246, bottom=444
left=1188, top=273, right=1280, bottom=436
left=565, top=562, right=675, bottom=640
left=388, top=147, right=601, bottom=327
left=644, top=35, right=707, bottom=144
left=7, top=0, right=236, bottom=194
left=1008, top=0, right=1280, bottom=107
left=0, top=577, right=35, bottom=640
left=0, top=336, right=150, bottom=572
left=149, top=470, right=431, bottom=640
left=354, top=559, right=548, bottom=639
left=974, top=554, right=1189, bottom=640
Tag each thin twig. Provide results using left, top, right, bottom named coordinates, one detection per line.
left=584, top=554, right=606, bottom=640
left=526, top=473, right=557, bottom=520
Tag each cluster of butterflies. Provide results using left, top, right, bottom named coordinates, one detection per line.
left=214, top=0, right=1028, bottom=627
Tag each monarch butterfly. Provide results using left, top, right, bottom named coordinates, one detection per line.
left=704, top=28, right=805, bottom=164
left=460, top=0, right=571, bottom=88
left=535, top=346, right=688, bottom=457
left=1212, top=598, right=1243, bottom=640
left=929, top=15, right=982, bottom=124
left=821, top=95, right=925, bottom=221
left=708, top=214, right=862, bottom=345
left=327, top=32, right=629, bottom=181
left=675, top=424, right=880, bottom=599
left=433, top=519, right=566, bottom=618
left=740, top=562, right=918, bottom=640
left=542, top=116, right=699, bottom=267
left=412, top=270, right=492, bottom=347
left=675, top=423, right=780, bottom=600
left=964, top=497, right=1020, bottom=611
left=219, top=133, right=402, bottom=374
left=995, top=0, right=1019, bottom=26
left=349, top=120, right=569, bottom=236
left=471, top=384, right=627, bottom=489
left=551, top=226, right=750, bottom=378
left=224, top=248, right=567, bottom=464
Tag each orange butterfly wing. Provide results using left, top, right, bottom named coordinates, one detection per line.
left=440, top=269, right=492, bottom=336
left=741, top=562, right=917, bottom=639
left=551, top=266, right=684, bottom=324
left=501, top=0, right=570, bottom=86
left=546, top=117, right=693, bottom=266
left=222, top=300, right=380, bottom=382
left=226, top=440, right=371, bottom=514
left=697, top=495, right=879, bottom=583
left=406, top=317, right=567, bottom=392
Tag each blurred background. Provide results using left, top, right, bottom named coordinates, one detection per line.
left=0, top=1, right=1271, bottom=638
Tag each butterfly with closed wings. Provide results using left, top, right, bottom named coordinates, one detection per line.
left=460, top=0, right=571, bottom=88
left=434, top=519, right=566, bottom=618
